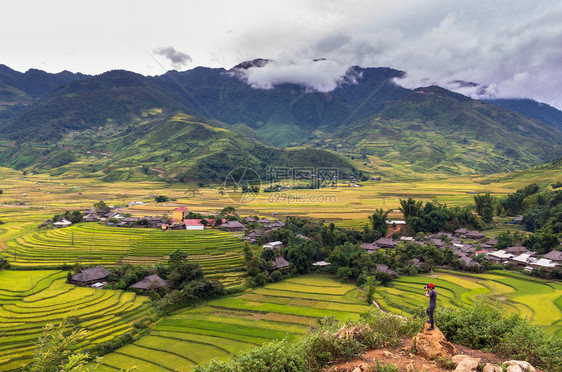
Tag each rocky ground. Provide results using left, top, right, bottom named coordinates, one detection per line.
left=324, top=324, right=542, bottom=372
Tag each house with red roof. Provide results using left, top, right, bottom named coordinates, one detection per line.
left=172, top=206, right=189, bottom=221
left=184, top=219, right=204, bottom=230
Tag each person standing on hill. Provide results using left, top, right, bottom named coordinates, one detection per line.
left=425, top=283, right=437, bottom=331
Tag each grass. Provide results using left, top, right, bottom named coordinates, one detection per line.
left=0, top=270, right=150, bottom=371
left=98, top=274, right=369, bottom=371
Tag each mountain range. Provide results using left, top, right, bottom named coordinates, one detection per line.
left=0, top=61, right=560, bottom=181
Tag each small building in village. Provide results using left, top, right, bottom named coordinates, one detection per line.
left=220, top=220, right=245, bottom=232
left=184, top=219, right=205, bottom=230
left=374, top=238, right=398, bottom=249
left=71, top=267, right=110, bottom=286
left=263, top=241, right=283, bottom=250
left=271, top=256, right=291, bottom=270
left=53, top=218, right=72, bottom=228
left=130, top=274, right=169, bottom=291
left=172, top=207, right=189, bottom=221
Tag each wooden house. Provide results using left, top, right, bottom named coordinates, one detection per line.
left=71, top=267, right=110, bottom=286
left=130, top=274, right=169, bottom=291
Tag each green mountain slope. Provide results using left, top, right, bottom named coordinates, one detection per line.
left=311, top=86, right=562, bottom=175
left=0, top=64, right=86, bottom=125
left=487, top=98, right=562, bottom=132
left=0, top=113, right=356, bottom=182
left=0, top=70, right=193, bottom=141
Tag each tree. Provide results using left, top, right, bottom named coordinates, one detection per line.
left=169, top=249, right=188, bottom=268
left=242, top=242, right=253, bottom=264
left=474, top=193, right=496, bottom=217
left=368, top=208, right=389, bottom=237
left=246, top=258, right=261, bottom=276
left=155, top=195, right=169, bottom=203
left=365, top=276, right=376, bottom=305
left=282, top=239, right=317, bottom=274
left=481, top=206, right=494, bottom=224
left=93, top=200, right=110, bottom=215
left=260, top=248, right=276, bottom=262
left=0, top=256, right=9, bottom=270
left=524, top=232, right=559, bottom=255
left=399, top=198, right=423, bottom=219
left=220, top=206, right=236, bottom=215
left=27, top=318, right=99, bottom=372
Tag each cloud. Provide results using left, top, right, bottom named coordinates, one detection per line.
left=232, top=58, right=355, bottom=92
left=224, top=0, right=562, bottom=109
left=153, top=46, right=192, bottom=70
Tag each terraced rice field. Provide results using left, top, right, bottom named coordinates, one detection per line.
left=96, top=274, right=370, bottom=371
left=374, top=270, right=562, bottom=337
left=0, top=270, right=151, bottom=371
left=4, top=224, right=247, bottom=287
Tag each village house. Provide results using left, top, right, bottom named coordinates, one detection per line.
left=243, top=230, right=265, bottom=243
left=38, top=219, right=52, bottom=228
left=529, top=258, right=559, bottom=271
left=312, top=261, right=331, bottom=267
left=271, top=256, right=291, bottom=271
left=295, top=233, right=310, bottom=240
left=455, top=228, right=469, bottom=237
left=510, top=253, right=535, bottom=267
left=142, top=216, right=163, bottom=227
left=220, top=220, right=245, bottom=232
left=263, top=241, right=283, bottom=250
left=130, top=274, right=169, bottom=291
left=107, top=212, right=124, bottom=220
left=505, top=246, right=530, bottom=256
left=410, top=258, right=422, bottom=268
left=83, top=214, right=100, bottom=222
left=184, top=219, right=205, bottom=230
left=265, top=220, right=285, bottom=230
left=257, top=217, right=272, bottom=224
left=430, top=238, right=446, bottom=248
left=543, top=250, right=562, bottom=263
left=172, top=207, right=189, bottom=221
left=465, top=230, right=486, bottom=240
left=486, top=250, right=514, bottom=263
left=459, top=256, right=481, bottom=270
left=71, top=267, right=110, bottom=286
left=244, top=216, right=256, bottom=223
left=375, top=264, right=398, bottom=277
left=374, top=238, right=398, bottom=249
left=360, top=242, right=379, bottom=253
left=53, top=218, right=72, bottom=228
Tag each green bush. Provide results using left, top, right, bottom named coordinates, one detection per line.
left=437, top=302, right=562, bottom=372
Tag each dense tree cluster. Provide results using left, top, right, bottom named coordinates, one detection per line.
left=492, top=184, right=561, bottom=254
left=52, top=210, right=83, bottom=224
left=399, top=198, right=481, bottom=233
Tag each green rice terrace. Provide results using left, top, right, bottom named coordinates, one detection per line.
left=0, top=270, right=151, bottom=371
left=374, top=269, right=562, bottom=337
left=4, top=224, right=247, bottom=287
left=96, top=274, right=370, bottom=372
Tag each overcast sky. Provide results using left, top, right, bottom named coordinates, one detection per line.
left=2, top=0, right=562, bottom=109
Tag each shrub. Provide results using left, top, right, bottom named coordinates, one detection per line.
left=437, top=302, right=562, bottom=372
